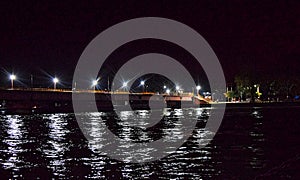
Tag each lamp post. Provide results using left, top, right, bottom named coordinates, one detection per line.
left=9, top=74, right=16, bottom=89
left=176, top=86, right=180, bottom=95
left=30, top=74, right=33, bottom=89
left=140, top=80, right=145, bottom=92
left=92, top=80, right=98, bottom=91
left=196, top=85, right=201, bottom=96
left=53, top=77, right=59, bottom=89
left=166, top=89, right=170, bottom=94
left=122, top=81, right=128, bottom=92
left=163, top=85, right=167, bottom=94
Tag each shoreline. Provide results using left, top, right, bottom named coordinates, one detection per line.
left=1, top=89, right=299, bottom=115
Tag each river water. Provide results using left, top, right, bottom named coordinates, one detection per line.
left=0, top=105, right=299, bottom=179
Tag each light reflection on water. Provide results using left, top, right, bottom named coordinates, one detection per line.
left=2, top=115, right=28, bottom=172
left=0, top=106, right=299, bottom=179
left=248, top=108, right=266, bottom=170
left=43, top=114, right=70, bottom=177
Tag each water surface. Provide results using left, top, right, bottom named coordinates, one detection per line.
left=0, top=106, right=299, bottom=179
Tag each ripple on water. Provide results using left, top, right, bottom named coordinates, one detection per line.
left=0, top=106, right=299, bottom=179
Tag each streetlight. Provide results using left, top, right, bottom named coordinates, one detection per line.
left=163, top=85, right=167, bottom=94
left=122, top=81, right=128, bottom=92
left=53, top=77, right=59, bottom=89
left=176, top=86, right=180, bottom=94
left=92, top=79, right=98, bottom=91
left=166, top=89, right=170, bottom=94
left=140, top=80, right=145, bottom=92
left=9, top=74, right=16, bottom=89
left=196, top=85, right=201, bottom=95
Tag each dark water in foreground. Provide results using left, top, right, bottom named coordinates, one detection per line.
left=0, top=106, right=299, bottom=179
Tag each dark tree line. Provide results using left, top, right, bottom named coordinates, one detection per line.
left=226, top=73, right=300, bottom=102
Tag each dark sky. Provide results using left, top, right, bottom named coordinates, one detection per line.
left=0, top=1, right=299, bottom=89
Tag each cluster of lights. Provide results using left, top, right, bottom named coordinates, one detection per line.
left=8, top=73, right=202, bottom=94
left=8, top=73, right=100, bottom=90
left=9, top=73, right=61, bottom=89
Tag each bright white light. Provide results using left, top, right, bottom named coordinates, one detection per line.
left=166, top=89, right=170, bottom=94
left=176, top=86, right=180, bottom=90
left=163, top=85, right=166, bottom=89
left=123, top=81, right=128, bottom=87
left=10, top=74, right=16, bottom=80
left=140, top=80, right=145, bottom=86
left=92, top=80, right=98, bottom=86
left=53, top=77, right=59, bottom=83
left=196, top=85, right=201, bottom=90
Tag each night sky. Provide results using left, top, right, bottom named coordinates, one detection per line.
left=0, top=1, right=299, bottom=89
